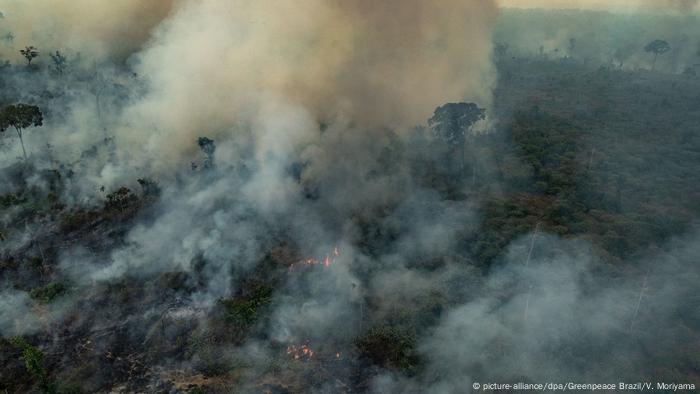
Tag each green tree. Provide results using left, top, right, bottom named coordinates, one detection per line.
left=644, top=39, right=670, bottom=71
left=614, top=44, right=635, bottom=69
left=137, top=177, right=161, bottom=198
left=20, top=46, right=39, bottom=65
left=198, top=137, right=216, bottom=170
left=49, top=50, right=67, bottom=74
left=356, top=326, right=420, bottom=375
left=0, top=104, right=44, bottom=160
left=9, top=337, right=56, bottom=393
left=105, top=187, right=137, bottom=212
left=568, top=38, right=577, bottom=57
left=428, top=102, right=485, bottom=172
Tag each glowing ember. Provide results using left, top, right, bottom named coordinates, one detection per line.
left=285, top=341, right=342, bottom=362
left=288, top=246, right=340, bottom=272
left=286, top=341, right=315, bottom=361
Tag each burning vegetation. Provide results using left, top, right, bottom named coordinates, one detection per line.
left=1, top=1, right=700, bottom=394
left=287, top=247, right=340, bottom=272
left=286, top=342, right=315, bottom=361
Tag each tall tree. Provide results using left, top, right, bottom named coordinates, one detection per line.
left=568, top=38, right=577, bottom=58
left=0, top=104, right=43, bottom=160
left=428, top=102, right=485, bottom=173
left=198, top=137, right=216, bottom=170
left=614, top=45, right=635, bottom=69
left=49, top=51, right=67, bottom=74
left=20, top=46, right=39, bottom=65
left=644, top=39, right=670, bottom=71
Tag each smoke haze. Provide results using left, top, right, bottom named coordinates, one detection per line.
left=500, top=0, right=700, bottom=13
left=0, top=0, right=175, bottom=61
left=115, top=0, right=497, bottom=168
left=1, top=1, right=699, bottom=393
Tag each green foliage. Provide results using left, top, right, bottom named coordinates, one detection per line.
left=427, top=102, right=486, bottom=175
left=137, top=177, right=161, bottom=198
left=356, top=326, right=420, bottom=375
left=104, top=187, right=138, bottom=211
left=428, top=102, right=485, bottom=146
left=480, top=55, right=700, bottom=264
left=49, top=51, right=67, bottom=74
left=0, top=103, right=43, bottom=132
left=644, top=39, right=670, bottom=55
left=59, top=210, right=98, bottom=232
left=220, top=284, right=273, bottom=326
left=3, top=18, right=700, bottom=390
left=470, top=197, right=541, bottom=265
left=197, top=137, right=216, bottom=169
left=0, top=103, right=43, bottom=159
left=55, top=383, right=85, bottom=394
left=510, top=110, right=581, bottom=196
left=30, top=282, right=68, bottom=304
left=644, top=39, right=670, bottom=70
left=20, top=46, right=39, bottom=65
left=9, top=337, right=56, bottom=393
left=0, top=193, right=26, bottom=208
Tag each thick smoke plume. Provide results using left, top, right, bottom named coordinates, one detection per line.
left=0, top=0, right=175, bottom=61
left=5, top=1, right=698, bottom=392
left=117, top=0, right=497, bottom=168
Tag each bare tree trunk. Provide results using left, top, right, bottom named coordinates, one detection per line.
left=95, top=92, right=102, bottom=123
left=472, top=150, right=478, bottom=188
left=586, top=148, right=595, bottom=173
left=525, top=223, right=540, bottom=267
left=25, top=221, right=47, bottom=279
left=652, top=53, right=658, bottom=71
left=15, top=127, right=27, bottom=160
left=359, top=302, right=363, bottom=333
left=523, top=223, right=540, bottom=321
left=629, top=270, right=649, bottom=333
left=524, top=284, right=533, bottom=321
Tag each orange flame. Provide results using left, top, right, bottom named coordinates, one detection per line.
left=285, top=341, right=342, bottom=362
left=286, top=341, right=315, bottom=361
left=288, top=246, right=340, bottom=272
